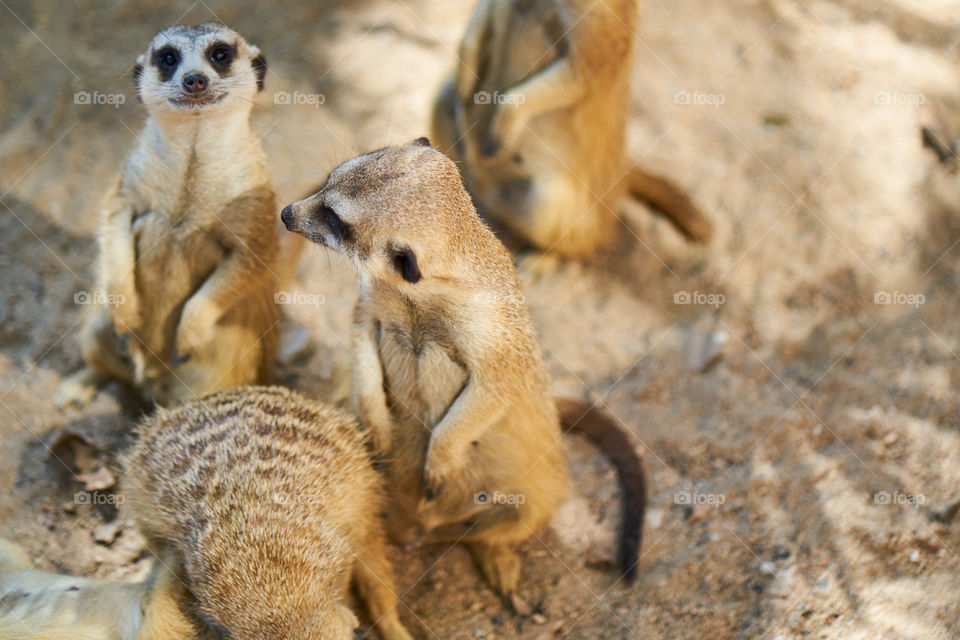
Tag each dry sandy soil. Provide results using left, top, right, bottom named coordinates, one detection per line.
left=2, top=0, right=960, bottom=638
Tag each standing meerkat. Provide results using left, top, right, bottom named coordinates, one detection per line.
left=1, top=387, right=415, bottom=640
left=55, top=23, right=279, bottom=409
left=281, top=139, right=646, bottom=602
left=431, top=0, right=712, bottom=260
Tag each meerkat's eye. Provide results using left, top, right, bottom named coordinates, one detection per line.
left=210, top=45, right=231, bottom=64
left=155, top=48, right=179, bottom=68
left=317, top=205, right=350, bottom=241
left=391, top=246, right=421, bottom=284
left=207, top=42, right=237, bottom=74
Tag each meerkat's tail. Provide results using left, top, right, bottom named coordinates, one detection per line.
left=625, top=167, right=713, bottom=244
left=0, top=539, right=151, bottom=640
left=555, top=399, right=647, bottom=582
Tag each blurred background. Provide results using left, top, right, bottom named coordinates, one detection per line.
left=1, top=1, right=959, bottom=638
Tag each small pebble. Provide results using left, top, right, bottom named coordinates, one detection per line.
left=908, top=549, right=920, bottom=563
left=532, top=614, right=548, bottom=625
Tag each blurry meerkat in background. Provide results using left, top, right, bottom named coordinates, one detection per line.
left=1, top=387, right=415, bottom=640
left=431, top=0, right=713, bottom=262
left=282, top=140, right=646, bottom=607
left=55, top=23, right=279, bottom=409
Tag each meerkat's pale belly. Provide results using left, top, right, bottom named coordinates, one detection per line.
left=132, top=212, right=224, bottom=358
left=378, top=322, right=468, bottom=438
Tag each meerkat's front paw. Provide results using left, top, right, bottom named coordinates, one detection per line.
left=483, top=104, right=524, bottom=157
left=54, top=368, right=106, bottom=409
left=110, top=292, right=140, bottom=332
left=470, top=542, right=522, bottom=599
left=421, top=439, right=463, bottom=501
left=174, top=301, right=217, bottom=364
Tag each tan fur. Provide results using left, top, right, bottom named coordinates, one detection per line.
left=55, top=24, right=279, bottom=409
left=282, top=140, right=575, bottom=598
left=2, top=387, right=414, bottom=640
left=431, top=0, right=712, bottom=259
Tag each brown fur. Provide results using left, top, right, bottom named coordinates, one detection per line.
left=431, top=0, right=712, bottom=259
left=282, top=140, right=645, bottom=601
left=1, top=387, right=414, bottom=640
left=55, top=24, right=279, bottom=409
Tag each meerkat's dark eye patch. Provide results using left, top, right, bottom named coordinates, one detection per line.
left=152, top=46, right=180, bottom=82
left=206, top=42, right=237, bottom=76
left=251, top=53, right=267, bottom=91
left=391, top=246, right=421, bottom=283
left=316, top=205, right=351, bottom=242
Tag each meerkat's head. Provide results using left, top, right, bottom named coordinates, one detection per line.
left=281, top=138, right=484, bottom=291
left=133, top=23, right=266, bottom=117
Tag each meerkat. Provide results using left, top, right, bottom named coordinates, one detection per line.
left=1, top=387, right=415, bottom=640
left=430, top=0, right=712, bottom=260
left=281, top=139, right=646, bottom=602
left=55, top=23, right=279, bottom=409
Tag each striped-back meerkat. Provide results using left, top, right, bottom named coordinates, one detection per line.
left=1, top=387, right=415, bottom=640
left=281, top=140, right=646, bottom=602
left=55, top=23, right=279, bottom=409
left=431, top=0, right=713, bottom=259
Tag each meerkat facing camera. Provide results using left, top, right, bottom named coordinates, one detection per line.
left=1, top=387, right=415, bottom=640
left=431, top=0, right=712, bottom=260
left=55, top=23, right=279, bottom=409
left=282, top=140, right=646, bottom=602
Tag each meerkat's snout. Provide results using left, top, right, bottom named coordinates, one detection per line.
left=281, top=196, right=351, bottom=251
left=182, top=72, right=208, bottom=94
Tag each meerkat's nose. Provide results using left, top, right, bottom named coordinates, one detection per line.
left=280, top=204, right=295, bottom=229
left=182, top=73, right=208, bottom=93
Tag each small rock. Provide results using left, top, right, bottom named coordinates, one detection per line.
left=687, top=503, right=710, bottom=524
left=645, top=508, right=664, bottom=529
left=908, top=549, right=920, bottom=563
left=772, top=545, right=791, bottom=560
left=759, top=561, right=776, bottom=575
left=768, top=565, right=796, bottom=598
left=473, top=627, right=486, bottom=638
left=882, top=432, right=899, bottom=446
left=531, top=614, right=548, bottom=625
left=93, top=521, right=122, bottom=545
left=812, top=578, right=829, bottom=594
left=684, top=329, right=727, bottom=371
left=509, top=592, right=532, bottom=617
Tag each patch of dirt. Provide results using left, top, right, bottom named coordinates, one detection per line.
left=1, top=0, right=959, bottom=638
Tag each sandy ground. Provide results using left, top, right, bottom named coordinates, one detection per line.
left=2, top=0, right=960, bottom=638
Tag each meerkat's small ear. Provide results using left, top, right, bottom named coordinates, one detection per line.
left=249, top=45, right=267, bottom=91
left=392, top=246, right=421, bottom=283
left=412, top=137, right=431, bottom=147
left=133, top=55, right=145, bottom=101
